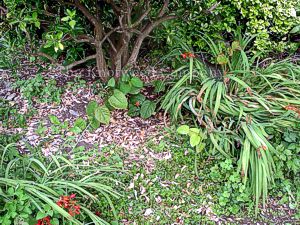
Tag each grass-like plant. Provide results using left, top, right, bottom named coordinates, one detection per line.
left=0, top=142, right=122, bottom=224
left=161, top=33, right=300, bottom=214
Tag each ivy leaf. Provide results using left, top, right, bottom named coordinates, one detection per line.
left=49, top=115, right=60, bottom=125
left=190, top=134, right=201, bottom=147
left=95, top=106, right=111, bottom=125
left=130, top=77, right=143, bottom=88
left=108, top=89, right=128, bottom=109
left=86, top=101, right=98, bottom=117
left=177, top=125, right=190, bottom=135
left=140, top=100, right=156, bottom=119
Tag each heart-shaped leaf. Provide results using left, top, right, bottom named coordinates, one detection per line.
left=140, top=100, right=156, bottom=119
left=177, top=125, right=190, bottom=135
left=86, top=101, right=98, bottom=117
left=130, top=77, right=143, bottom=88
left=190, top=133, right=201, bottom=147
left=108, top=89, right=128, bottom=109
left=95, top=106, right=111, bottom=125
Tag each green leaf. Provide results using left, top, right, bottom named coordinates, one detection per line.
left=107, top=78, right=116, bottom=88
left=152, top=80, right=166, bottom=93
left=119, top=82, right=131, bottom=94
left=86, top=101, right=98, bottom=117
left=90, top=117, right=100, bottom=129
left=130, top=77, right=143, bottom=88
left=290, top=25, right=300, bottom=34
left=69, top=20, right=76, bottom=29
left=127, top=105, right=140, bottom=117
left=129, top=94, right=146, bottom=105
left=74, top=118, right=86, bottom=130
left=140, top=100, right=156, bottom=119
left=189, top=128, right=200, bottom=134
left=216, top=54, right=228, bottom=65
left=49, top=115, right=60, bottom=125
left=231, top=41, right=241, bottom=51
left=177, top=125, right=190, bottom=135
left=190, top=134, right=201, bottom=147
left=95, top=106, right=111, bottom=125
left=61, top=16, right=69, bottom=22
left=108, top=89, right=128, bottom=109
left=36, top=211, right=47, bottom=220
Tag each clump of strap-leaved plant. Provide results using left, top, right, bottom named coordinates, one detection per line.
left=86, top=74, right=158, bottom=129
left=161, top=32, right=300, bottom=214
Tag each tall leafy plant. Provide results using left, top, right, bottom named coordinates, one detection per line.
left=161, top=34, right=300, bottom=213
left=0, top=143, right=121, bottom=224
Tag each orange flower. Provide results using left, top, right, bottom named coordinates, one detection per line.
left=135, top=101, right=140, bottom=107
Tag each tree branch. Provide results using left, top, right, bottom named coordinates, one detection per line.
left=64, top=54, right=97, bottom=70
left=158, top=0, right=170, bottom=17
left=104, top=0, right=121, bottom=15
left=131, top=5, right=151, bottom=28
left=126, top=14, right=177, bottom=66
left=34, top=52, right=96, bottom=70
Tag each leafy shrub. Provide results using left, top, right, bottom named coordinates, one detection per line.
left=0, top=143, right=121, bottom=224
left=14, top=74, right=62, bottom=104
left=158, top=0, right=300, bottom=54
left=161, top=35, right=300, bottom=213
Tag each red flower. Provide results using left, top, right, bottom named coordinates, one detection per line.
left=36, top=216, right=51, bottom=225
left=135, top=101, right=140, bottom=107
left=95, top=211, right=101, bottom=216
left=181, top=52, right=195, bottom=59
left=57, top=194, right=81, bottom=217
left=70, top=193, right=76, bottom=199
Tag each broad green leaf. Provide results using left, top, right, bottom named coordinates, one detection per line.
left=36, top=211, right=47, bottom=220
left=129, top=94, right=146, bottom=105
left=177, top=125, right=190, bottom=135
left=108, top=89, right=128, bottom=109
left=119, top=82, right=132, bottom=94
left=74, top=118, right=86, bottom=130
left=290, top=25, right=300, bottom=34
left=140, top=100, right=156, bottom=119
left=107, top=78, right=116, bottom=88
left=189, top=128, right=200, bottom=134
left=95, top=106, right=111, bottom=125
left=49, top=115, right=60, bottom=125
left=130, top=77, right=143, bottom=88
left=86, top=101, right=98, bottom=117
left=190, top=134, right=201, bottom=147
left=90, top=117, right=100, bottom=129
left=69, top=20, right=76, bottom=28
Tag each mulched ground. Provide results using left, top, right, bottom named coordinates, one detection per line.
left=0, top=61, right=170, bottom=155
